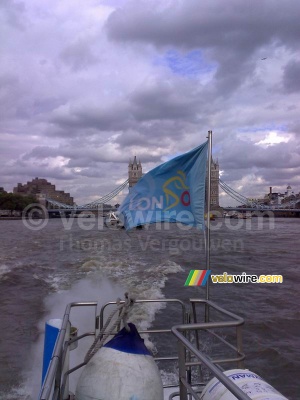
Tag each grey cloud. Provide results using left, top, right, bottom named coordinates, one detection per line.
left=114, top=118, right=203, bottom=151
left=2, top=163, right=74, bottom=182
left=0, top=73, right=19, bottom=89
left=282, top=60, right=300, bottom=93
left=218, top=137, right=300, bottom=170
left=114, top=130, right=148, bottom=148
left=106, top=0, right=300, bottom=94
left=212, top=55, right=256, bottom=96
left=261, top=167, right=300, bottom=184
left=22, top=142, right=128, bottom=165
left=71, top=166, right=118, bottom=179
left=0, top=74, right=24, bottom=120
left=0, top=78, right=64, bottom=123
left=49, top=78, right=210, bottom=140
left=220, top=167, right=300, bottom=199
left=15, top=97, right=66, bottom=120
left=0, top=0, right=26, bottom=30
left=59, top=40, right=99, bottom=71
left=129, top=82, right=200, bottom=121
left=1, top=0, right=300, bottom=204
left=22, top=146, right=105, bottom=165
left=106, top=1, right=300, bottom=51
left=288, top=121, right=300, bottom=136
left=51, top=104, right=129, bottom=133
left=115, top=126, right=175, bottom=150
left=32, top=98, right=66, bottom=115
left=22, top=146, right=60, bottom=160
left=217, top=136, right=300, bottom=198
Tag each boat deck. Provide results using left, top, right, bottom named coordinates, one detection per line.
left=39, top=297, right=253, bottom=400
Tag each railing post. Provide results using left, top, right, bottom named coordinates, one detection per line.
left=178, top=339, right=188, bottom=400
left=236, top=326, right=244, bottom=369
left=190, top=301, right=204, bottom=383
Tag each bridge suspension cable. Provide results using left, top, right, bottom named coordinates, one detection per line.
left=80, top=179, right=129, bottom=209
left=219, top=179, right=254, bottom=206
left=46, top=179, right=129, bottom=209
left=219, top=179, right=299, bottom=210
left=43, top=177, right=298, bottom=211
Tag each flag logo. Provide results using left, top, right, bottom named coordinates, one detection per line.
left=118, top=141, right=208, bottom=231
left=184, top=270, right=211, bottom=286
left=162, top=170, right=190, bottom=211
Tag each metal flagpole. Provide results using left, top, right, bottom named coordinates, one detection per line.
left=205, top=130, right=212, bottom=303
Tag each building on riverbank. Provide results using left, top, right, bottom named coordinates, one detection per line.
left=264, top=185, right=299, bottom=206
left=13, top=178, right=74, bottom=205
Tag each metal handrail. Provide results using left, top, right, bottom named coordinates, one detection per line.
left=99, top=298, right=188, bottom=363
left=172, top=325, right=251, bottom=400
left=39, top=302, right=97, bottom=400
left=99, top=298, right=187, bottom=330
left=39, top=298, right=247, bottom=400
left=170, top=299, right=248, bottom=400
left=190, top=299, right=245, bottom=368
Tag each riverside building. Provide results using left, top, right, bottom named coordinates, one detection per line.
left=13, top=178, right=74, bottom=205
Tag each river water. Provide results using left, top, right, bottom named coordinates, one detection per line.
left=0, top=217, right=299, bottom=399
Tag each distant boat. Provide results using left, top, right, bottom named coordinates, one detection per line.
left=104, top=211, right=123, bottom=228
left=205, top=213, right=215, bottom=221
left=77, top=212, right=94, bottom=218
left=104, top=211, right=144, bottom=230
left=237, top=213, right=252, bottom=219
left=223, top=212, right=251, bottom=219
left=223, top=212, right=237, bottom=218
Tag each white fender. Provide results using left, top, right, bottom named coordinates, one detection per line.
left=76, top=323, right=163, bottom=400
left=200, top=369, right=288, bottom=400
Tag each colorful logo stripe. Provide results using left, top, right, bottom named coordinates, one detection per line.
left=184, top=270, right=211, bottom=286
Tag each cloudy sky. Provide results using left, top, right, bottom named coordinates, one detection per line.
left=1, top=0, right=300, bottom=206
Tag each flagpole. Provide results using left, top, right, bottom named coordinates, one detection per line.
left=205, top=130, right=212, bottom=304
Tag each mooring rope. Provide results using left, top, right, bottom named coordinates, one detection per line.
left=84, top=292, right=135, bottom=364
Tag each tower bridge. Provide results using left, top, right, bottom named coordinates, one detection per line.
left=44, top=159, right=300, bottom=214
left=45, top=180, right=300, bottom=213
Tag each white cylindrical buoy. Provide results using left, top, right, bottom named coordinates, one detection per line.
left=76, top=323, right=163, bottom=400
left=200, top=369, right=288, bottom=400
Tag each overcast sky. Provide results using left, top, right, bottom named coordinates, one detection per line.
left=1, top=0, right=300, bottom=206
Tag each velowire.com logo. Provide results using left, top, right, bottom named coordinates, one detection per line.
left=184, top=270, right=283, bottom=285
left=184, top=270, right=211, bottom=286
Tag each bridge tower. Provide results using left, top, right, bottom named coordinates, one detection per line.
left=210, top=159, right=219, bottom=207
left=128, top=156, right=142, bottom=191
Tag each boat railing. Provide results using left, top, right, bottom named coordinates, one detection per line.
left=39, top=301, right=98, bottom=400
left=39, top=298, right=247, bottom=400
left=169, top=299, right=249, bottom=400
left=98, top=298, right=188, bottom=363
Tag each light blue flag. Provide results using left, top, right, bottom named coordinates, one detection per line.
left=119, top=141, right=208, bottom=230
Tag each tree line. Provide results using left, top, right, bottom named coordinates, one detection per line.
left=0, top=193, right=36, bottom=213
